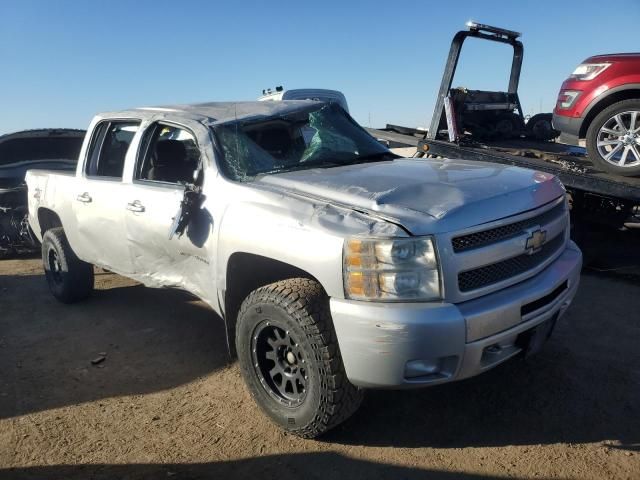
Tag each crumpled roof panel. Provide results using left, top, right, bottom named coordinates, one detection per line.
left=134, top=100, right=321, bottom=125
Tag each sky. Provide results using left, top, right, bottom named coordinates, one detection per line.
left=1, top=0, right=639, bottom=135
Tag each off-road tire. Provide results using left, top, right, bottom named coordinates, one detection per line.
left=586, top=99, right=640, bottom=176
left=236, top=278, right=363, bottom=438
left=41, top=227, right=94, bottom=304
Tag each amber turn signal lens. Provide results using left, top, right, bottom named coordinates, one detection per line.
left=344, top=255, right=362, bottom=267
left=345, top=239, right=362, bottom=254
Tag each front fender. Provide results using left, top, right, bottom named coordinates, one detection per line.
left=580, top=82, right=640, bottom=125
left=216, top=194, right=405, bottom=300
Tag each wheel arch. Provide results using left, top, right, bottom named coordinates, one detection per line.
left=37, top=207, right=64, bottom=235
left=580, top=85, right=640, bottom=138
left=222, top=252, right=326, bottom=357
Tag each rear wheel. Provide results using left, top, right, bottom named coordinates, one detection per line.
left=494, top=112, right=522, bottom=139
left=41, top=227, right=94, bottom=303
left=586, top=99, right=640, bottom=176
left=236, top=278, right=363, bottom=438
left=526, top=113, right=559, bottom=141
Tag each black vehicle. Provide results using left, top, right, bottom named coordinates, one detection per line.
left=0, top=129, right=85, bottom=257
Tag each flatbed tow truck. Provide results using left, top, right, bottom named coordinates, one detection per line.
left=369, top=23, right=640, bottom=229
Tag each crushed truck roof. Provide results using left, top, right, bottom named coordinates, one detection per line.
left=99, top=100, right=322, bottom=126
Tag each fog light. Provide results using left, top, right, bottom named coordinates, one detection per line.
left=556, top=90, right=581, bottom=109
left=404, top=359, right=441, bottom=378
left=404, top=355, right=459, bottom=380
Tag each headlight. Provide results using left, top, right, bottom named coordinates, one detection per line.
left=569, top=62, right=611, bottom=81
left=343, top=236, right=441, bottom=301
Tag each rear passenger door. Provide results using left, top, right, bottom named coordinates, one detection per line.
left=73, top=120, right=140, bottom=274
left=124, top=121, right=212, bottom=297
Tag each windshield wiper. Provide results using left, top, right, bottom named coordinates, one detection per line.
left=341, top=151, right=397, bottom=165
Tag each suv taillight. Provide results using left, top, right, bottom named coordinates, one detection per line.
left=569, top=62, right=611, bottom=81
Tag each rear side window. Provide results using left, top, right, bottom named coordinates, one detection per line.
left=85, top=121, right=140, bottom=178
left=135, top=123, right=200, bottom=185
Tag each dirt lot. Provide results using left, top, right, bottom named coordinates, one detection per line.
left=1, top=245, right=639, bottom=479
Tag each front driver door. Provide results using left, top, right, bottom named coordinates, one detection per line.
left=124, top=121, right=214, bottom=299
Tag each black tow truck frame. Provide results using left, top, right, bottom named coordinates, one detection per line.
left=370, top=22, right=640, bottom=228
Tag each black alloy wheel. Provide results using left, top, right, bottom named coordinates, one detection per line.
left=235, top=278, right=363, bottom=438
left=251, top=322, right=307, bottom=407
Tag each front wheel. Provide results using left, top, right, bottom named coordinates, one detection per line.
left=236, top=278, right=363, bottom=438
left=586, top=99, right=640, bottom=176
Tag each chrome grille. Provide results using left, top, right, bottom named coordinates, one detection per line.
left=458, top=233, right=565, bottom=292
left=452, top=202, right=565, bottom=253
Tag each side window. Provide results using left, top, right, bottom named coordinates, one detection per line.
left=85, top=121, right=140, bottom=178
left=136, top=124, right=200, bottom=185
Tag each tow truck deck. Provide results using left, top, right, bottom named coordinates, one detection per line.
left=367, top=127, right=640, bottom=226
left=418, top=138, right=640, bottom=202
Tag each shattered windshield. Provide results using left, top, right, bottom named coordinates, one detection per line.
left=212, top=103, right=393, bottom=181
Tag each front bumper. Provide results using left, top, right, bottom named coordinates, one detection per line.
left=552, top=112, right=583, bottom=143
left=331, top=241, right=582, bottom=388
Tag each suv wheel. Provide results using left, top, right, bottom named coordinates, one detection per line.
left=42, top=227, right=94, bottom=303
left=586, top=99, right=640, bottom=176
left=236, top=278, right=363, bottom=438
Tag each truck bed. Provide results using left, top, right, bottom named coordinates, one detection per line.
left=25, top=169, right=78, bottom=242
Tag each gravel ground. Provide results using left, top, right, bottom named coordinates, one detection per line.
left=0, top=253, right=638, bottom=480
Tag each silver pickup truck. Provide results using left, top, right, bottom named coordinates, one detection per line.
left=26, top=101, right=582, bottom=438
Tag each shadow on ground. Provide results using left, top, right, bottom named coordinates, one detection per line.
left=0, top=452, right=546, bottom=480
left=0, top=272, right=229, bottom=420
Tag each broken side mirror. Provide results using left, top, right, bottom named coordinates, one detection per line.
left=169, top=183, right=204, bottom=240
left=169, top=159, right=205, bottom=240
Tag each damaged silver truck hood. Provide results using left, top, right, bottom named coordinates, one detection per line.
left=256, top=157, right=565, bottom=235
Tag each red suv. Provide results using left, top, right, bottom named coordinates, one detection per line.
left=553, top=53, right=640, bottom=176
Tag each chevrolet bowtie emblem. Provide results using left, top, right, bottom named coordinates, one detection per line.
left=525, top=229, right=547, bottom=254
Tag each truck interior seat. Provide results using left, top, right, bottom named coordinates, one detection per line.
left=100, top=140, right=128, bottom=177
left=248, top=127, right=294, bottom=160
left=148, top=140, right=193, bottom=183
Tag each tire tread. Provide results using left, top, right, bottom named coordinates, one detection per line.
left=42, top=227, right=94, bottom=303
left=237, top=278, right=363, bottom=438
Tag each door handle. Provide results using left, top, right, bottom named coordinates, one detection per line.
left=126, top=200, right=145, bottom=213
left=76, top=192, right=92, bottom=203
